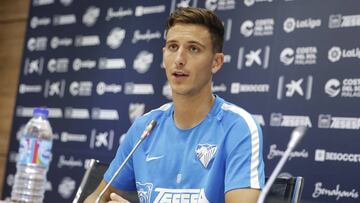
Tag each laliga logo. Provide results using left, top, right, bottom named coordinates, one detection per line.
left=328, top=46, right=342, bottom=62
left=240, top=20, right=254, bottom=37
left=283, top=17, right=296, bottom=33
left=324, top=79, right=341, bottom=97
left=280, top=48, right=295, bottom=65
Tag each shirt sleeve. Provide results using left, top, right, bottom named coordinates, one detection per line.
left=224, top=116, right=265, bottom=193
left=103, top=122, right=140, bottom=191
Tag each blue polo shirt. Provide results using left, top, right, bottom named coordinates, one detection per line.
left=104, top=96, right=264, bottom=203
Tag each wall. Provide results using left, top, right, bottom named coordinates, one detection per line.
left=0, top=0, right=29, bottom=197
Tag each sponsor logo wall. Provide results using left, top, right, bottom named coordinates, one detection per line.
left=3, top=0, right=359, bottom=202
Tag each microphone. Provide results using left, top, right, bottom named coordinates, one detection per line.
left=257, top=126, right=307, bottom=203
left=95, top=119, right=157, bottom=203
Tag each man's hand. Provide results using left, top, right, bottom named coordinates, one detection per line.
left=107, top=192, right=130, bottom=203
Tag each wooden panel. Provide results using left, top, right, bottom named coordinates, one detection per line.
left=0, top=0, right=29, bottom=22
left=0, top=0, right=29, bottom=198
left=0, top=156, right=6, bottom=198
left=0, top=21, right=26, bottom=156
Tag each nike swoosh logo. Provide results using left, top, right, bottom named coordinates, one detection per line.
left=146, top=155, right=164, bottom=162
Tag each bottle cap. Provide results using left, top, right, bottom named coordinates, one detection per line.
left=33, top=107, right=49, bottom=118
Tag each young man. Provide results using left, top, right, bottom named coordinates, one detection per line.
left=85, top=7, right=264, bottom=203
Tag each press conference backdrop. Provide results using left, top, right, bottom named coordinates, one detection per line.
left=2, top=0, right=359, bottom=202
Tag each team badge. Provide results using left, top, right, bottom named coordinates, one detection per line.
left=196, top=144, right=217, bottom=168
left=136, top=182, right=153, bottom=203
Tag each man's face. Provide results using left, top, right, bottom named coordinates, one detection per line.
left=163, top=23, right=223, bottom=97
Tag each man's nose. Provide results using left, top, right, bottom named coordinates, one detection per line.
left=175, top=48, right=186, bottom=67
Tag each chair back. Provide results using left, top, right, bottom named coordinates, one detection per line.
left=266, top=176, right=304, bottom=203
left=72, top=159, right=109, bottom=203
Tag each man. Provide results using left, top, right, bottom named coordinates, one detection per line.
left=85, top=7, right=264, bottom=203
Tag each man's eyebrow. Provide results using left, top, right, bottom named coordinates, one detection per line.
left=165, top=40, right=206, bottom=48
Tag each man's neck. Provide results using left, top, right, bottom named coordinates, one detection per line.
left=172, top=92, right=215, bottom=129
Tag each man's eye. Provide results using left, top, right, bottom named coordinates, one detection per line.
left=168, top=44, right=178, bottom=51
left=190, top=46, right=199, bottom=53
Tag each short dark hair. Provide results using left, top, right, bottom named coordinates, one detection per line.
left=165, top=7, right=224, bottom=53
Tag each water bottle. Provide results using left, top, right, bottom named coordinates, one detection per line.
left=11, top=108, right=53, bottom=203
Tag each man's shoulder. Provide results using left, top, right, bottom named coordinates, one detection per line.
left=217, top=99, right=258, bottom=129
left=133, top=102, right=173, bottom=126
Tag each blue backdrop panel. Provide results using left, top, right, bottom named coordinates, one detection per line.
left=2, top=0, right=360, bottom=202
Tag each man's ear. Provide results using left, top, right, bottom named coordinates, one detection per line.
left=211, top=53, right=224, bottom=74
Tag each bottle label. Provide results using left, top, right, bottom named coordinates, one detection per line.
left=18, top=137, right=52, bottom=167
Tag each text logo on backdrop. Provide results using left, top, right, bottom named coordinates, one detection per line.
left=44, top=80, right=66, bottom=98
left=277, top=76, right=313, bottom=100
left=230, top=83, right=270, bottom=94
left=240, top=18, right=274, bottom=37
left=90, top=129, right=115, bottom=150
left=267, top=144, right=309, bottom=160
left=27, top=37, right=47, bottom=51
left=64, top=107, right=90, bottom=119
left=205, top=0, right=236, bottom=11
left=283, top=17, right=321, bottom=33
left=280, top=47, right=318, bottom=66
left=96, top=82, right=122, bottom=95
left=132, top=29, right=162, bottom=44
left=270, top=113, right=312, bottom=128
left=60, top=131, right=87, bottom=143
left=324, top=78, right=360, bottom=98
left=24, top=58, right=44, bottom=75
left=57, top=155, right=83, bottom=169
left=329, top=14, right=360, bottom=29
left=318, top=114, right=360, bottom=130
left=73, top=58, right=96, bottom=71
left=328, top=46, right=360, bottom=63
left=243, top=0, right=274, bottom=7
left=212, top=83, right=227, bottom=94
left=75, top=35, right=100, bottom=47
left=315, top=149, right=360, bottom=164
left=48, top=58, right=69, bottom=73
left=33, top=0, right=55, bottom=7
left=135, top=5, right=166, bottom=17
left=237, top=46, right=270, bottom=69
left=60, top=0, right=73, bottom=7
left=53, top=14, right=76, bottom=26
left=106, top=7, right=133, bottom=21
left=31, top=16, right=51, bottom=29
left=312, top=182, right=359, bottom=201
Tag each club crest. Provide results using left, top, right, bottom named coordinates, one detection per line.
left=136, top=182, right=153, bottom=203
left=196, top=144, right=217, bottom=168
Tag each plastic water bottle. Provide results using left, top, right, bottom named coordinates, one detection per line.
left=11, top=108, right=53, bottom=203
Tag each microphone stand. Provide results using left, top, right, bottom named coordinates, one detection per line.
left=95, top=119, right=157, bottom=203
left=257, top=126, right=307, bottom=203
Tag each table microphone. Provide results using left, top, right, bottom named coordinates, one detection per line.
left=95, top=119, right=157, bottom=203
left=257, top=126, right=307, bottom=203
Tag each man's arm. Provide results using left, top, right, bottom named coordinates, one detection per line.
left=225, top=188, right=260, bottom=203
left=84, top=179, right=139, bottom=203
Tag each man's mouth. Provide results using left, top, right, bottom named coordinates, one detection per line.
left=172, top=71, right=189, bottom=77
